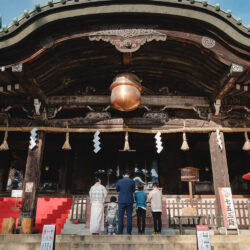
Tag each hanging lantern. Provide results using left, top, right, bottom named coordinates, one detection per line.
left=62, top=122, right=71, bottom=150
left=110, top=73, right=142, bottom=111
left=0, top=120, right=9, bottom=151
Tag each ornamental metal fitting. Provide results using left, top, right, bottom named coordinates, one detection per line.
left=88, top=25, right=167, bottom=53
left=201, top=37, right=216, bottom=49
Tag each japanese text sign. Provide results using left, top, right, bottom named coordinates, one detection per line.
left=196, top=225, right=211, bottom=250
left=218, top=187, right=238, bottom=229
left=41, top=225, right=56, bottom=250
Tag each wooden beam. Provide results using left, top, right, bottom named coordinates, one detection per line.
left=20, top=131, right=45, bottom=225
left=209, top=131, right=230, bottom=227
left=1, top=95, right=211, bottom=109
left=216, top=76, right=237, bottom=100
left=18, top=73, right=46, bottom=102
left=141, top=96, right=209, bottom=108
left=215, top=64, right=245, bottom=101
left=0, top=67, right=46, bottom=101
left=122, top=52, right=132, bottom=66
left=45, top=95, right=209, bottom=108
left=0, top=126, right=250, bottom=133
left=165, top=31, right=250, bottom=67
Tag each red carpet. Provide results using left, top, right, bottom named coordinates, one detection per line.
left=0, top=198, right=21, bottom=229
left=0, top=198, right=72, bottom=234
left=35, top=198, right=73, bottom=234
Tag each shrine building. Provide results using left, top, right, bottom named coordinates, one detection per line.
left=0, top=0, right=249, bottom=236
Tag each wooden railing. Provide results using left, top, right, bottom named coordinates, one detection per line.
left=70, top=196, right=250, bottom=228
left=165, top=199, right=250, bottom=229
left=234, top=200, right=250, bottom=229
left=71, top=195, right=87, bottom=223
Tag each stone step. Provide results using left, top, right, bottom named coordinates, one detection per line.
left=1, top=234, right=250, bottom=243
left=0, top=234, right=197, bottom=243
left=0, top=234, right=250, bottom=250
left=0, top=242, right=197, bottom=250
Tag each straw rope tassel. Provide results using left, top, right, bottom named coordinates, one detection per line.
left=62, top=122, right=71, bottom=150
left=242, top=131, right=250, bottom=151
left=0, top=121, right=9, bottom=151
left=124, top=131, right=130, bottom=151
left=181, top=120, right=189, bottom=151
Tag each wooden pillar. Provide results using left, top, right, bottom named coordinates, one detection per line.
left=20, top=131, right=45, bottom=227
left=0, top=151, right=11, bottom=192
left=209, top=131, right=230, bottom=227
left=58, top=151, right=70, bottom=194
left=65, top=151, right=72, bottom=194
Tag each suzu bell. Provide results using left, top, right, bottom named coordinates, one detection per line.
left=110, top=73, right=143, bottom=111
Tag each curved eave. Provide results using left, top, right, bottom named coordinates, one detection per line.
left=0, top=0, right=249, bottom=50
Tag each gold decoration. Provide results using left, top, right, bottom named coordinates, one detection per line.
left=62, top=122, right=71, bottom=150
left=0, top=120, right=9, bottom=151
left=181, top=120, right=189, bottom=151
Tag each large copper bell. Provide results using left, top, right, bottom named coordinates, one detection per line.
left=110, top=73, right=142, bottom=111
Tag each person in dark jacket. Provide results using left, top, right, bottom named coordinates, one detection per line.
left=116, top=170, right=135, bottom=234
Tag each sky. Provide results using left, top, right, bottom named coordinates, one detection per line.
left=0, top=0, right=249, bottom=27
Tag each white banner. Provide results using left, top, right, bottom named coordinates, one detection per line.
left=218, top=187, right=238, bottom=230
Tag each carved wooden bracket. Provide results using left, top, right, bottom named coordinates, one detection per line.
left=84, top=111, right=111, bottom=120
left=193, top=106, right=212, bottom=120
left=88, top=27, right=167, bottom=52
left=143, top=111, right=169, bottom=122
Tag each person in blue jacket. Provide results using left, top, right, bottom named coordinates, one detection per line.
left=116, top=170, right=135, bottom=235
left=135, top=183, right=147, bottom=234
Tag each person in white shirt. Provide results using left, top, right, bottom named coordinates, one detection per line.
left=89, top=177, right=107, bottom=235
left=148, top=182, right=162, bottom=235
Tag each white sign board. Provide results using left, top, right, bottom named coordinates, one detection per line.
left=41, top=225, right=56, bottom=250
left=25, top=182, right=34, bottom=193
left=11, top=190, right=23, bottom=198
left=218, top=187, right=238, bottom=230
left=196, top=225, right=211, bottom=250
